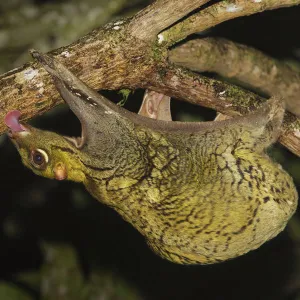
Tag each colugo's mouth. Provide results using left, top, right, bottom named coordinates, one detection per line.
left=4, top=110, right=29, bottom=138
left=5, top=110, right=25, bottom=132
left=4, top=110, right=82, bottom=148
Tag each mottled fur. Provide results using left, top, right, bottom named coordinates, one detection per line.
left=7, top=52, right=298, bottom=264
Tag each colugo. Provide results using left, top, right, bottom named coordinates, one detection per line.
left=5, top=51, right=298, bottom=264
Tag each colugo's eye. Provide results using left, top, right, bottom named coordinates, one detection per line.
left=30, top=149, right=49, bottom=169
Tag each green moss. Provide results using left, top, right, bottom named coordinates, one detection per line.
left=35, top=101, right=47, bottom=108
left=151, top=44, right=165, bottom=61
left=210, top=79, right=264, bottom=114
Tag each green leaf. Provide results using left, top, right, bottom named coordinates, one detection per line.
left=117, top=89, right=132, bottom=106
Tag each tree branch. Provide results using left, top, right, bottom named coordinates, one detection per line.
left=0, top=0, right=299, bottom=156
left=169, top=37, right=300, bottom=116
left=144, top=64, right=300, bottom=157
left=0, top=0, right=137, bottom=74
left=128, top=0, right=211, bottom=41
left=160, top=0, right=300, bottom=46
left=0, top=21, right=155, bottom=132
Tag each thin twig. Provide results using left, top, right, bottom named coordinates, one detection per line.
left=160, top=0, right=300, bottom=46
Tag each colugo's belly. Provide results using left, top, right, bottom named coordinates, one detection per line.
left=144, top=160, right=297, bottom=264
left=86, top=154, right=297, bottom=265
left=147, top=193, right=295, bottom=264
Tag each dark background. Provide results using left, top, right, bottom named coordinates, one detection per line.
left=0, top=1, right=300, bottom=299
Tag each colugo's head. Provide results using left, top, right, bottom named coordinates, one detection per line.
left=5, top=110, right=85, bottom=182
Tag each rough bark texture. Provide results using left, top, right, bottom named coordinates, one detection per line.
left=160, top=0, right=300, bottom=46
left=128, top=0, right=210, bottom=41
left=0, top=0, right=140, bottom=74
left=169, top=38, right=300, bottom=116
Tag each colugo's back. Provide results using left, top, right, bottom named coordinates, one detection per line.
left=5, top=51, right=298, bottom=264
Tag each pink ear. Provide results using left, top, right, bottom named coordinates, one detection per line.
left=4, top=110, right=25, bottom=132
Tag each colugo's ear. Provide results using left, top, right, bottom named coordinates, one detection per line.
left=138, top=90, right=172, bottom=121
left=31, top=50, right=126, bottom=148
